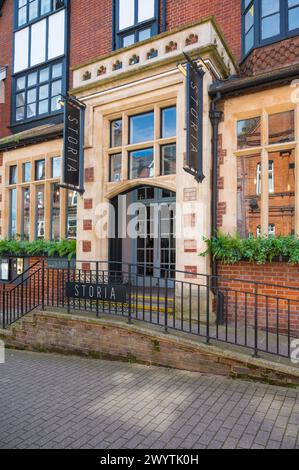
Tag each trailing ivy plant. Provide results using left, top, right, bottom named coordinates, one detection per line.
left=0, top=239, right=76, bottom=260
left=201, top=233, right=299, bottom=265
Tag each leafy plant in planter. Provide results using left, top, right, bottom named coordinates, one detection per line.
left=201, top=233, right=299, bottom=265
left=0, top=239, right=76, bottom=260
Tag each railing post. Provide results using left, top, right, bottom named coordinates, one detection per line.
left=67, top=260, right=71, bottom=314
left=128, top=264, right=132, bottom=325
left=164, top=277, right=169, bottom=334
left=253, top=284, right=259, bottom=357
left=96, top=261, right=99, bottom=318
left=41, top=257, right=45, bottom=311
left=206, top=276, right=210, bottom=344
left=2, top=284, right=6, bottom=329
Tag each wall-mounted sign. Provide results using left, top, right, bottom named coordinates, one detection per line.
left=66, top=282, right=127, bottom=303
left=185, top=58, right=205, bottom=183
left=62, top=95, right=86, bottom=194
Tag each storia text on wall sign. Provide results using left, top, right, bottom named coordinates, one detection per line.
left=66, top=282, right=127, bottom=303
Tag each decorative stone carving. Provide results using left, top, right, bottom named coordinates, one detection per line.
left=147, top=48, right=158, bottom=60
left=185, top=33, right=198, bottom=46
left=165, top=41, right=178, bottom=53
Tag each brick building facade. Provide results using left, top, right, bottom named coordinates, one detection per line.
left=0, top=0, right=298, bottom=299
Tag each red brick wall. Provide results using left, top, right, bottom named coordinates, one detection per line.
left=69, top=0, right=241, bottom=69
left=0, top=0, right=242, bottom=138
left=166, top=0, right=241, bottom=60
left=218, top=262, right=299, bottom=336
left=1, top=310, right=298, bottom=385
left=0, top=0, right=13, bottom=138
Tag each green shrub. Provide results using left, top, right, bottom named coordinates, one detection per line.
left=201, top=233, right=299, bottom=265
left=0, top=239, right=76, bottom=260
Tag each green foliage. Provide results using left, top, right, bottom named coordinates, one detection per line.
left=201, top=233, right=299, bottom=265
left=0, top=239, right=76, bottom=260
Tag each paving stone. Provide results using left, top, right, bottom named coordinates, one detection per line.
left=0, top=350, right=298, bottom=450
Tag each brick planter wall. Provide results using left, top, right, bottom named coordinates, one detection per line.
left=1, top=311, right=299, bottom=386
left=218, top=262, right=299, bottom=337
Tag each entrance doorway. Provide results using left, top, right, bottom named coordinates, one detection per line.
left=109, top=186, right=176, bottom=286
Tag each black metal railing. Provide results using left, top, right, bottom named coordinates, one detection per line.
left=1, top=259, right=299, bottom=360
left=1, top=265, right=43, bottom=329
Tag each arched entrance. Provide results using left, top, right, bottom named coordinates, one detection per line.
left=109, top=185, right=176, bottom=285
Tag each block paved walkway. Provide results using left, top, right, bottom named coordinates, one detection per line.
left=0, top=350, right=298, bottom=449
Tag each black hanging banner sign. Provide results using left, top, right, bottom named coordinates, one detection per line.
left=185, top=60, right=205, bottom=183
left=62, top=96, right=86, bottom=193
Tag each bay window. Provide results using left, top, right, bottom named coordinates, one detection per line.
left=236, top=109, right=296, bottom=238
left=108, top=105, right=177, bottom=182
left=242, top=0, right=299, bottom=57
left=16, top=0, right=65, bottom=28
left=114, top=0, right=159, bottom=49
left=12, top=1, right=67, bottom=127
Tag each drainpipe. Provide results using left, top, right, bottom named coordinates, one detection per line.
left=209, top=92, right=224, bottom=323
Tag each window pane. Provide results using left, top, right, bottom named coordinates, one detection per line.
left=51, top=156, right=61, bottom=178
left=110, top=154, right=122, bottom=182
left=39, top=99, right=48, bottom=114
left=119, top=0, right=135, bottom=30
left=268, top=150, right=295, bottom=236
left=41, top=0, right=52, bottom=15
left=23, top=162, right=31, bottom=182
left=29, top=0, right=38, bottom=21
left=138, top=0, right=155, bottom=23
left=130, top=112, right=154, bottom=144
left=28, top=72, right=37, bottom=86
left=35, top=160, right=45, bottom=180
left=51, top=183, right=60, bottom=240
left=129, top=148, right=154, bottom=179
left=36, top=186, right=45, bottom=239
left=18, top=5, right=27, bottom=26
left=110, top=119, right=122, bottom=147
left=52, top=62, right=63, bottom=78
left=237, top=117, right=261, bottom=149
left=261, top=0, right=280, bottom=16
left=27, top=102, right=36, bottom=118
left=16, top=107, right=25, bottom=121
left=162, top=107, right=176, bottom=138
left=122, top=34, right=135, bottom=47
left=39, top=84, right=49, bottom=99
left=289, top=5, right=299, bottom=30
left=237, top=155, right=261, bottom=238
left=10, top=189, right=17, bottom=239
left=237, top=154, right=261, bottom=238
left=40, top=67, right=50, bottom=83
left=51, top=80, right=61, bottom=97
left=245, top=7, right=254, bottom=33
left=48, top=10, right=65, bottom=60
left=30, top=19, right=46, bottom=66
left=161, top=144, right=176, bottom=176
left=9, top=166, right=17, bottom=185
left=261, top=13, right=280, bottom=39
left=22, top=188, right=30, bottom=241
left=67, top=190, right=77, bottom=239
left=16, top=92, right=25, bottom=107
left=269, top=111, right=295, bottom=144
left=139, top=28, right=151, bottom=41
left=27, top=88, right=36, bottom=103
left=16, top=76, right=26, bottom=90
left=14, top=28, right=29, bottom=73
